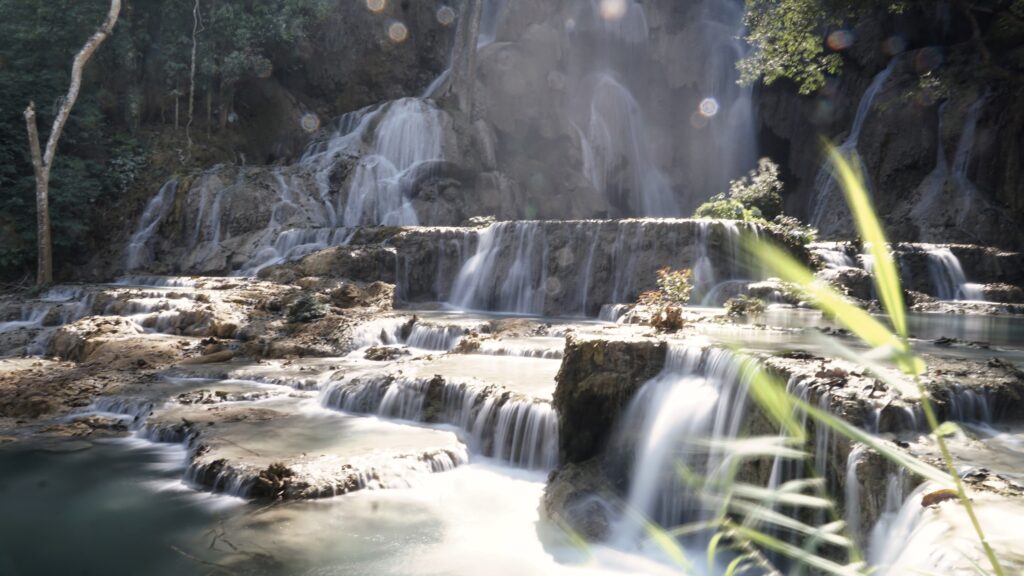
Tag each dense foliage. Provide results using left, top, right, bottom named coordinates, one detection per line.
left=0, top=0, right=329, bottom=281
left=724, top=294, right=768, bottom=317
left=740, top=0, right=1024, bottom=93
left=695, top=158, right=817, bottom=258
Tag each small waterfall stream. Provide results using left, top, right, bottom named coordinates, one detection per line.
left=610, top=345, right=749, bottom=538
left=125, top=180, right=178, bottom=271
left=810, top=60, right=895, bottom=229
left=926, top=247, right=984, bottom=301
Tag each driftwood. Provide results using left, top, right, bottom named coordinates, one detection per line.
left=23, top=0, right=122, bottom=286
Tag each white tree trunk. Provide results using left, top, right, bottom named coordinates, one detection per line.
left=23, top=0, right=122, bottom=286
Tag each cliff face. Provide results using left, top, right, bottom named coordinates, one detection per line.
left=756, top=5, right=1024, bottom=248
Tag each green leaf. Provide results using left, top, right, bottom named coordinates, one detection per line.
left=825, top=145, right=907, bottom=339
left=933, top=421, right=962, bottom=438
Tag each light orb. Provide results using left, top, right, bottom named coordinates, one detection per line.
left=437, top=6, right=456, bottom=26
left=599, top=0, right=628, bottom=21
left=388, top=22, right=409, bottom=43
left=698, top=97, right=720, bottom=118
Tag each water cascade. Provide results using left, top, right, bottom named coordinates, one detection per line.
left=340, top=98, right=444, bottom=227
left=610, top=345, right=750, bottom=538
left=125, top=180, right=178, bottom=271
left=567, top=0, right=757, bottom=214
left=810, top=60, right=896, bottom=230
left=439, top=219, right=758, bottom=316
left=926, top=247, right=985, bottom=301
left=322, top=375, right=559, bottom=470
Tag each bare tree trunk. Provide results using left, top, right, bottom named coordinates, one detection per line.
left=449, top=0, right=483, bottom=116
left=187, top=0, right=200, bottom=149
left=23, top=0, right=122, bottom=287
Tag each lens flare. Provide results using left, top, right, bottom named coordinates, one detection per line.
left=827, top=30, right=854, bottom=51
left=698, top=97, right=719, bottom=118
left=437, top=6, right=455, bottom=26
left=599, top=0, right=628, bottom=21
left=300, top=113, right=321, bottom=133
left=388, top=22, right=409, bottom=43
left=366, top=0, right=385, bottom=13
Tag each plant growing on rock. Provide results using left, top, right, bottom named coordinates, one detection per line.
left=693, top=158, right=817, bottom=256
left=728, top=157, right=784, bottom=220
left=724, top=295, right=767, bottom=318
left=636, top=268, right=694, bottom=333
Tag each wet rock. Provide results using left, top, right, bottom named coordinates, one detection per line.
left=179, top=350, right=235, bottom=365
left=554, top=336, right=668, bottom=463
left=363, top=346, right=409, bottom=361
left=817, top=267, right=873, bottom=302
left=543, top=459, right=621, bottom=541
left=287, top=294, right=329, bottom=324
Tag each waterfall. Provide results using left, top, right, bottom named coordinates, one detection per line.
left=125, top=180, right=178, bottom=271
left=952, top=95, right=988, bottom=227
left=580, top=74, right=678, bottom=216
left=566, top=0, right=756, bottom=215
left=448, top=222, right=548, bottom=314
left=341, top=98, right=443, bottom=227
left=812, top=244, right=857, bottom=269
left=322, top=375, right=559, bottom=470
left=926, top=247, right=984, bottom=301
left=844, top=444, right=869, bottom=544
left=444, top=220, right=756, bottom=316
left=810, top=60, right=896, bottom=229
left=349, top=317, right=477, bottom=351
left=610, top=345, right=750, bottom=538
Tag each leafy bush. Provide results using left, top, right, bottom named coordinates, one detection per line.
left=763, top=214, right=818, bottom=257
left=655, top=267, right=693, bottom=305
left=636, top=268, right=694, bottom=333
left=724, top=294, right=767, bottom=317
left=693, top=158, right=818, bottom=256
left=693, top=195, right=759, bottom=221
left=728, top=158, right=784, bottom=220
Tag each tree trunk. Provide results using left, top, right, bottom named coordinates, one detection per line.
left=449, top=0, right=483, bottom=117
left=23, top=0, right=122, bottom=287
left=24, top=105, right=52, bottom=286
left=187, top=0, right=200, bottom=149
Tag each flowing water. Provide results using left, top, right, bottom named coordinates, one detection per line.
left=810, top=60, right=895, bottom=230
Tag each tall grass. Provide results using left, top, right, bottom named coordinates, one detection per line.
left=738, top=146, right=1003, bottom=575
left=636, top=145, right=1006, bottom=575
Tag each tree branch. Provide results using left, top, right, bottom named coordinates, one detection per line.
left=42, top=0, right=122, bottom=169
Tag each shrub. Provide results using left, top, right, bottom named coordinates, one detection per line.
left=693, top=195, right=759, bottom=221
left=724, top=294, right=768, bottom=317
left=655, top=267, right=693, bottom=305
left=729, top=158, right=784, bottom=220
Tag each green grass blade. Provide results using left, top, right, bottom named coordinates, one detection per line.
left=750, top=241, right=901, bottom=351
left=825, top=145, right=907, bottom=339
left=729, top=523, right=864, bottom=576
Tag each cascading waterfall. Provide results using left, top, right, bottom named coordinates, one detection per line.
left=349, top=317, right=480, bottom=351
left=125, top=180, right=178, bottom=271
left=926, top=247, right=984, bottom=301
left=844, top=444, right=869, bottom=543
left=448, top=222, right=548, bottom=314
left=322, top=375, right=559, bottom=470
left=812, top=244, right=858, bottom=269
left=579, top=74, right=678, bottom=216
left=443, top=219, right=757, bottom=316
left=341, top=98, right=443, bottom=227
left=952, top=94, right=988, bottom=227
left=569, top=0, right=756, bottom=214
left=235, top=169, right=352, bottom=276
left=810, top=60, right=896, bottom=229
left=610, top=345, right=750, bottom=539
